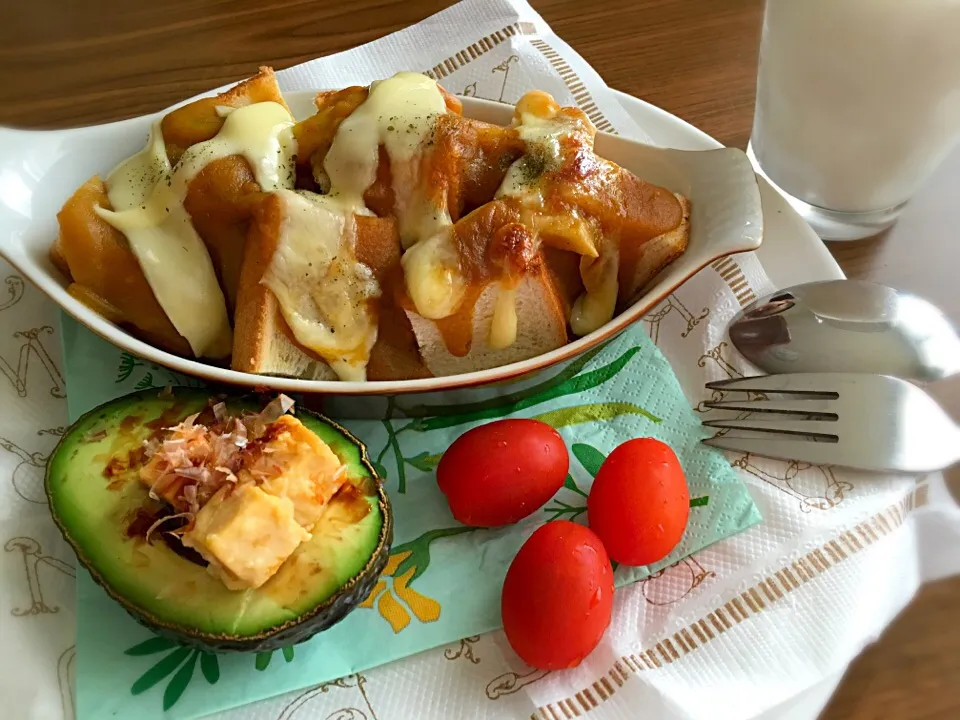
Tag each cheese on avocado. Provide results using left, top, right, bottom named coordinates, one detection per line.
left=184, top=484, right=310, bottom=590
left=147, top=411, right=350, bottom=591
left=255, top=415, right=346, bottom=530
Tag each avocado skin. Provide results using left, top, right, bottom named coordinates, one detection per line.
left=45, top=387, right=393, bottom=653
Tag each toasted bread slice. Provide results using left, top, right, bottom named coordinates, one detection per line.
left=54, top=177, right=192, bottom=356
left=231, top=193, right=338, bottom=381
left=367, top=272, right=434, bottom=381
left=161, top=67, right=290, bottom=165
left=173, top=68, right=290, bottom=312
left=232, top=192, right=431, bottom=381
left=541, top=244, right=583, bottom=316
left=53, top=68, right=289, bottom=357
left=405, top=258, right=569, bottom=377
left=619, top=193, right=691, bottom=305
left=404, top=190, right=688, bottom=376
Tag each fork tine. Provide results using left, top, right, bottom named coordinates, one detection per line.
left=702, top=399, right=838, bottom=417
left=705, top=374, right=839, bottom=397
left=702, top=436, right=846, bottom=465
left=701, top=418, right=839, bottom=439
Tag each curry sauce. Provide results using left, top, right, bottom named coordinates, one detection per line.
left=53, top=69, right=688, bottom=382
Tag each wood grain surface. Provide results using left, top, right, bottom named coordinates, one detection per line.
left=0, top=1, right=957, bottom=717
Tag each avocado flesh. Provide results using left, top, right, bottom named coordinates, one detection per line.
left=46, top=388, right=391, bottom=652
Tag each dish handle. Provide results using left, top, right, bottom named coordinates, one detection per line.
left=0, top=118, right=144, bottom=263
left=0, top=126, right=52, bottom=261
left=0, top=124, right=42, bottom=166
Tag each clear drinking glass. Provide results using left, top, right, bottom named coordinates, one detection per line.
left=747, top=0, right=960, bottom=241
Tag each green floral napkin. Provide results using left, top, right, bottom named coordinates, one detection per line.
left=60, top=316, right=761, bottom=719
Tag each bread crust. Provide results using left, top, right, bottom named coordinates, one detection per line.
left=232, top=194, right=432, bottom=381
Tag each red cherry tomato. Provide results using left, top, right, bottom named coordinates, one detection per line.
left=501, top=520, right=614, bottom=669
left=587, top=438, right=689, bottom=566
left=437, top=419, right=569, bottom=527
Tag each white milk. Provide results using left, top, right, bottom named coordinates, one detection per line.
left=750, top=0, right=960, bottom=214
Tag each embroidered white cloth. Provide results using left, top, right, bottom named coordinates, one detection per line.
left=2, top=1, right=958, bottom=718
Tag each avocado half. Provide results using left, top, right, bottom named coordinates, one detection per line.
left=45, top=388, right=392, bottom=652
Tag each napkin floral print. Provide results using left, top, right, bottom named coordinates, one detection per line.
left=62, top=311, right=760, bottom=718
left=122, top=636, right=296, bottom=712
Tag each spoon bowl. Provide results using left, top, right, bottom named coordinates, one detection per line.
left=729, top=279, right=960, bottom=382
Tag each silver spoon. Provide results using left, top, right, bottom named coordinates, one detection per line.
left=728, top=279, right=960, bottom=382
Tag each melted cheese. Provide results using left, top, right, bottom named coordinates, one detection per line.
left=489, top=284, right=518, bottom=349
left=325, top=71, right=446, bottom=231
left=529, top=213, right=598, bottom=257
left=262, top=190, right=380, bottom=382
left=98, top=102, right=297, bottom=358
left=328, top=72, right=466, bottom=321
left=496, top=111, right=572, bottom=201
left=570, top=240, right=620, bottom=336
left=254, top=415, right=346, bottom=530
left=400, top=231, right=465, bottom=320
left=323, top=71, right=464, bottom=320
left=265, top=72, right=467, bottom=363
left=497, top=101, right=620, bottom=338
left=105, top=120, right=169, bottom=210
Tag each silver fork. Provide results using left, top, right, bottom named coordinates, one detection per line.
left=700, top=373, right=960, bottom=473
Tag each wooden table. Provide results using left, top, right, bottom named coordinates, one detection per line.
left=1, top=1, right=957, bottom=717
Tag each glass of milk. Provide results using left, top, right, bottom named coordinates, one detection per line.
left=747, top=0, right=960, bottom=241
